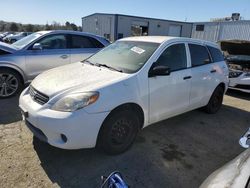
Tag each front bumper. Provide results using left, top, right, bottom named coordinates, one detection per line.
left=19, top=88, right=109, bottom=149
left=229, top=74, right=250, bottom=93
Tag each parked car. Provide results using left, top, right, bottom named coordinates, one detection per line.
left=0, top=32, right=14, bottom=42
left=220, top=40, right=250, bottom=93
left=19, top=36, right=229, bottom=154
left=226, top=55, right=250, bottom=93
left=3, top=32, right=33, bottom=43
left=200, top=128, right=250, bottom=188
left=0, top=30, right=109, bottom=98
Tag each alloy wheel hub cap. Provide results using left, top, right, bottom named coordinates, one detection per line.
left=0, top=73, right=18, bottom=97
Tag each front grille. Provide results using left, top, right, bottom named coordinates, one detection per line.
left=29, top=86, right=49, bottom=105
left=235, top=84, right=250, bottom=90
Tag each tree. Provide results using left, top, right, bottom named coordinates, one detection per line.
left=25, top=24, right=34, bottom=32
left=9, top=23, right=18, bottom=31
left=45, top=23, right=51, bottom=30
left=78, top=26, right=82, bottom=31
left=65, top=21, right=70, bottom=30
left=70, top=23, right=78, bottom=31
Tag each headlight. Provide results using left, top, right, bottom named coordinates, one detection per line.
left=229, top=71, right=243, bottom=78
left=51, top=92, right=99, bottom=112
left=245, top=72, right=250, bottom=77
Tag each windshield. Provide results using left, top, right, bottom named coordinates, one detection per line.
left=87, top=41, right=159, bottom=73
left=12, top=33, right=42, bottom=49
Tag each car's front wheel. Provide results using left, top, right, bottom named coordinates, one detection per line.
left=204, top=86, right=224, bottom=114
left=97, top=108, right=140, bottom=155
left=0, top=69, right=23, bottom=98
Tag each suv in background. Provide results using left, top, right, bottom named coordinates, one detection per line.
left=0, top=30, right=109, bottom=98
left=20, top=36, right=229, bottom=154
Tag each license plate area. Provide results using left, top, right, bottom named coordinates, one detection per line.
left=19, top=106, right=29, bottom=120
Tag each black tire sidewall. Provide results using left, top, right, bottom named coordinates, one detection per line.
left=98, top=109, right=140, bottom=155
left=206, top=86, right=224, bottom=114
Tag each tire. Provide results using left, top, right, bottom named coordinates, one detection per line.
left=204, top=86, right=224, bottom=114
left=97, top=108, right=140, bottom=155
left=0, top=69, right=23, bottom=98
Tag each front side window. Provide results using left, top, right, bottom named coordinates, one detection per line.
left=155, top=44, right=187, bottom=71
left=38, top=34, right=67, bottom=49
left=189, top=44, right=211, bottom=67
left=87, top=41, right=159, bottom=73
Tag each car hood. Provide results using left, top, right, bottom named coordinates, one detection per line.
left=31, top=62, right=129, bottom=98
left=200, top=149, right=250, bottom=188
left=0, top=41, right=18, bottom=53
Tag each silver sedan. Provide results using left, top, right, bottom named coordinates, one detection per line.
left=0, top=30, right=109, bottom=98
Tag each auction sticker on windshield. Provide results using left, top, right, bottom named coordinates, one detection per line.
left=131, top=46, right=145, bottom=54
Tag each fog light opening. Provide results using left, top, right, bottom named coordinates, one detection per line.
left=61, top=134, right=67, bottom=143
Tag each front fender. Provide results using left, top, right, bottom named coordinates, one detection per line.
left=0, top=62, right=27, bottom=83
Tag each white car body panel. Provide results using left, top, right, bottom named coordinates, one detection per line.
left=229, top=73, right=250, bottom=93
left=19, top=36, right=229, bottom=149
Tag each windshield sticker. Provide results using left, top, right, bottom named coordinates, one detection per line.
left=131, top=46, right=145, bottom=54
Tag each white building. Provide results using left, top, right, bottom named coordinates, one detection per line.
left=82, top=13, right=193, bottom=41
left=192, top=20, right=250, bottom=42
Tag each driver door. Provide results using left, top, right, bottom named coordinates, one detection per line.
left=149, top=43, right=191, bottom=123
left=25, top=34, right=70, bottom=80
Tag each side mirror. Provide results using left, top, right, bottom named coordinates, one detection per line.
left=148, top=63, right=171, bottom=77
left=239, top=128, right=250, bottom=149
left=32, top=43, right=42, bottom=50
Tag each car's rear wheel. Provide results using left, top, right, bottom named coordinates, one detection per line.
left=204, top=86, right=224, bottom=114
left=97, top=108, right=140, bottom=155
left=0, top=69, right=23, bottom=98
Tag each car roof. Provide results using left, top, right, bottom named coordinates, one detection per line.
left=120, top=36, right=177, bottom=43
left=36, top=30, right=106, bottom=39
left=119, top=36, right=219, bottom=48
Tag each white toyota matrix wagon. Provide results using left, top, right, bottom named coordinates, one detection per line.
left=19, top=36, right=229, bottom=154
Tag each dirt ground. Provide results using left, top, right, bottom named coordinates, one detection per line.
left=0, top=90, right=249, bottom=188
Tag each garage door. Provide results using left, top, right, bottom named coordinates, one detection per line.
left=169, top=25, right=182, bottom=37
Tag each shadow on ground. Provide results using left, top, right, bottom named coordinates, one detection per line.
left=0, top=95, right=22, bottom=124
left=226, top=89, right=250, bottom=100
left=33, top=103, right=250, bottom=188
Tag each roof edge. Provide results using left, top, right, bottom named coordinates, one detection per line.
left=82, top=13, right=192, bottom=24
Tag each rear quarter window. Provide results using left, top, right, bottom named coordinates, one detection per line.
left=207, top=46, right=224, bottom=62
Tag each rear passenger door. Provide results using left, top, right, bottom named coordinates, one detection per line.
left=188, top=43, right=215, bottom=109
left=69, top=35, right=104, bottom=63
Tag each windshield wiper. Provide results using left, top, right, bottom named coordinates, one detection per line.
left=82, top=59, right=94, bottom=66
left=95, top=63, right=123, bottom=72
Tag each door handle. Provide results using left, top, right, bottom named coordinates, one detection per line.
left=60, top=55, right=68, bottom=59
left=210, top=69, right=216, bottom=73
left=183, top=76, right=192, bottom=80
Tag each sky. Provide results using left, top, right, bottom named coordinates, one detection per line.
left=1, top=0, right=250, bottom=26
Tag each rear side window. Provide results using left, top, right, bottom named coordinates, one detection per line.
left=71, top=35, right=99, bottom=48
left=156, top=43, right=187, bottom=71
left=207, top=46, right=224, bottom=62
left=189, top=44, right=211, bottom=67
